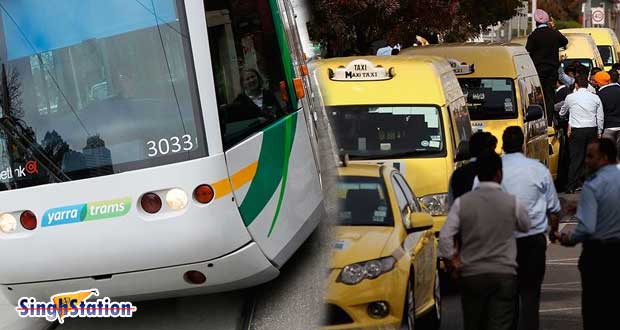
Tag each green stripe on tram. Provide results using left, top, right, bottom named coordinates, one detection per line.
left=239, top=113, right=298, bottom=228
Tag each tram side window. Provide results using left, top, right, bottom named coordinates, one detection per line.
left=204, top=0, right=291, bottom=149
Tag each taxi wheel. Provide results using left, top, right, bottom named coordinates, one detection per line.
left=401, top=272, right=416, bottom=330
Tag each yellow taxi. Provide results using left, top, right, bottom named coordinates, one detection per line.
left=559, top=33, right=605, bottom=72
left=324, top=163, right=440, bottom=330
left=403, top=43, right=561, bottom=179
left=561, top=28, right=620, bottom=71
left=314, top=56, right=472, bottom=232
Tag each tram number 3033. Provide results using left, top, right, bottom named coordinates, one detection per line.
left=146, top=135, right=196, bottom=157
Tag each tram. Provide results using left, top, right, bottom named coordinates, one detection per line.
left=0, top=0, right=324, bottom=303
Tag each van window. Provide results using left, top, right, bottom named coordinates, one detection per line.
left=448, top=101, right=472, bottom=150
left=598, top=46, right=614, bottom=66
left=328, top=105, right=446, bottom=159
left=459, top=78, right=517, bottom=120
left=562, top=59, right=594, bottom=71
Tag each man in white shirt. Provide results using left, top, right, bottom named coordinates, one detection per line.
left=560, top=75, right=604, bottom=193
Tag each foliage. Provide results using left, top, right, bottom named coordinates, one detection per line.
left=554, top=19, right=582, bottom=30
left=309, top=0, right=523, bottom=57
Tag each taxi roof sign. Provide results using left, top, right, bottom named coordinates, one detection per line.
left=447, top=58, right=475, bottom=75
left=329, top=59, right=394, bottom=81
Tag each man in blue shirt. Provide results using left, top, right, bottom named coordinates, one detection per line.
left=500, top=127, right=561, bottom=330
left=561, top=138, right=620, bottom=330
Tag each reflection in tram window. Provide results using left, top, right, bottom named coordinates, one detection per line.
left=0, top=0, right=207, bottom=191
left=205, top=0, right=290, bottom=149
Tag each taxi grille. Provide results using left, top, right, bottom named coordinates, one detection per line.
left=323, top=304, right=353, bottom=325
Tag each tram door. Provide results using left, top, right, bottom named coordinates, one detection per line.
left=205, top=1, right=323, bottom=268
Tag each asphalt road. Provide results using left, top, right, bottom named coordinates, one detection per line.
left=440, top=195, right=584, bottom=330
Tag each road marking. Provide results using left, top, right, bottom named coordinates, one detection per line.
left=541, top=288, right=581, bottom=292
left=546, top=262, right=578, bottom=266
left=540, top=307, right=581, bottom=313
left=542, top=281, right=580, bottom=287
left=547, top=258, right=578, bottom=262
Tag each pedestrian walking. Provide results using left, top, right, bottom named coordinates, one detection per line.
left=560, top=138, right=620, bottom=330
left=447, top=131, right=497, bottom=208
left=439, top=151, right=530, bottom=330
left=526, top=9, right=568, bottom=125
left=595, top=71, right=620, bottom=156
left=559, top=75, right=604, bottom=193
left=500, top=127, right=561, bottom=330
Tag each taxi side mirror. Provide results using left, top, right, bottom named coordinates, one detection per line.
left=547, top=126, right=556, bottom=137
left=526, top=104, right=544, bottom=122
left=407, top=212, right=434, bottom=233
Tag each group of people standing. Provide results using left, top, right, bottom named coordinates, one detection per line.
left=438, top=8, right=620, bottom=330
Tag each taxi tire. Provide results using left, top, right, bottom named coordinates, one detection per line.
left=401, top=272, right=416, bottom=330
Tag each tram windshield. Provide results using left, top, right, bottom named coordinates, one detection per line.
left=0, top=0, right=207, bottom=191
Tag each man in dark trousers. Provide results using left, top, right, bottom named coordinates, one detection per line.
left=596, top=71, right=620, bottom=155
left=447, top=131, right=497, bottom=208
left=560, top=138, right=620, bottom=330
left=526, top=9, right=568, bottom=125
left=559, top=75, right=604, bottom=193
left=500, top=127, right=561, bottom=330
left=439, top=152, right=530, bottom=330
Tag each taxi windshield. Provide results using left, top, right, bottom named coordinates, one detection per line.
left=598, top=46, right=614, bottom=66
left=562, top=59, right=594, bottom=70
left=337, top=176, right=394, bottom=227
left=458, top=78, right=517, bottom=120
left=327, top=105, right=445, bottom=160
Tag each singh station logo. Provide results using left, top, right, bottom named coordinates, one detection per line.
left=0, top=160, right=38, bottom=181
left=16, top=289, right=137, bottom=324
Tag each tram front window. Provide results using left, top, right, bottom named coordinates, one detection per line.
left=328, top=105, right=446, bottom=160
left=0, top=0, right=206, bottom=191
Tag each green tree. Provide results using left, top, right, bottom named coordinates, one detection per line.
left=309, top=0, right=523, bottom=57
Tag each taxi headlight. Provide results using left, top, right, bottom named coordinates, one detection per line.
left=338, top=257, right=396, bottom=285
left=419, top=193, right=449, bottom=216
left=0, top=213, right=17, bottom=233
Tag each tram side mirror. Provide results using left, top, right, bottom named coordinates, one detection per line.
left=526, top=105, right=544, bottom=122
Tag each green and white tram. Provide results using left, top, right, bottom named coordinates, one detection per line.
left=0, top=0, right=324, bottom=304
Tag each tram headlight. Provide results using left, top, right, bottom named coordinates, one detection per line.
left=419, top=193, right=449, bottom=216
left=166, top=188, right=188, bottom=210
left=338, top=257, right=396, bottom=285
left=0, top=213, right=17, bottom=233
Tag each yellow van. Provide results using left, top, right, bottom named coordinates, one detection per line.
left=403, top=43, right=560, bottom=179
left=561, top=28, right=620, bottom=71
left=559, top=33, right=605, bottom=72
left=314, top=56, right=472, bottom=231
